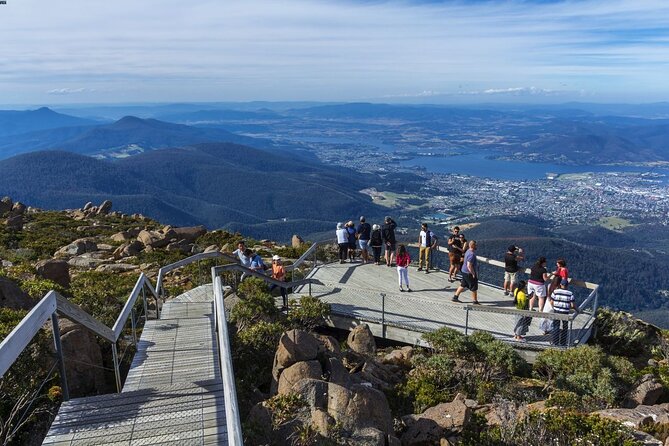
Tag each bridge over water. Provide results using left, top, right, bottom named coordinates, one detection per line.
left=0, top=242, right=598, bottom=445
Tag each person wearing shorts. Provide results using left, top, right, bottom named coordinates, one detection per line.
left=528, top=256, right=549, bottom=311
left=503, top=245, right=524, bottom=296
left=357, top=216, right=371, bottom=264
left=452, top=240, right=480, bottom=304
left=447, top=227, right=465, bottom=282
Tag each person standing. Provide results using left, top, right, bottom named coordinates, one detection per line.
left=232, top=241, right=251, bottom=269
left=357, top=216, right=372, bottom=264
left=396, top=244, right=412, bottom=292
left=336, top=222, right=348, bottom=264
left=528, top=257, right=550, bottom=311
left=513, top=280, right=531, bottom=341
left=270, top=255, right=288, bottom=310
left=447, top=226, right=465, bottom=282
left=382, top=216, right=397, bottom=267
left=452, top=240, right=480, bottom=304
left=418, top=223, right=435, bottom=274
left=428, top=231, right=439, bottom=271
left=548, top=258, right=569, bottom=298
left=503, top=245, right=524, bottom=296
left=550, top=279, right=576, bottom=346
left=369, top=224, right=383, bottom=265
left=346, top=221, right=357, bottom=262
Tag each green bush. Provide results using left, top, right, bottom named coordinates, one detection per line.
left=230, top=280, right=279, bottom=332
left=286, top=295, right=330, bottom=331
left=533, top=345, right=635, bottom=410
left=264, top=393, right=307, bottom=428
left=20, top=278, right=66, bottom=300
left=400, top=329, right=527, bottom=412
left=462, top=409, right=643, bottom=446
left=593, top=308, right=659, bottom=358
left=69, top=271, right=140, bottom=326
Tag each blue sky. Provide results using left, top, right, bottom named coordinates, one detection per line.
left=1, top=0, right=668, bottom=105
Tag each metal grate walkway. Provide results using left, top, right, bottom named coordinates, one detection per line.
left=42, top=286, right=227, bottom=446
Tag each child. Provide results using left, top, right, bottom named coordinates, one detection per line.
left=513, top=280, right=531, bottom=341
left=270, top=255, right=288, bottom=309
left=396, top=244, right=412, bottom=292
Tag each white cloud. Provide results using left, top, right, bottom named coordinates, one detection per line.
left=47, top=88, right=96, bottom=95
left=1, top=0, right=668, bottom=103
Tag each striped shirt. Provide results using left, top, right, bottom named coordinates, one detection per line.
left=551, top=289, right=574, bottom=314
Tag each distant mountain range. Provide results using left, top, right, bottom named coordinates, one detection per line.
left=0, top=107, right=97, bottom=138
left=0, top=143, right=392, bottom=239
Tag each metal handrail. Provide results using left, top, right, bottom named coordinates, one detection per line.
left=155, top=251, right=238, bottom=298
left=212, top=275, right=243, bottom=446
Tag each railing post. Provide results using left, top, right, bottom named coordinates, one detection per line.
left=130, top=309, right=137, bottom=346
left=51, top=313, right=69, bottom=401
left=567, top=318, right=573, bottom=347
left=111, top=342, right=122, bottom=393
left=308, top=281, right=312, bottom=297
left=380, top=293, right=386, bottom=338
left=464, top=307, right=470, bottom=336
left=141, top=286, right=148, bottom=321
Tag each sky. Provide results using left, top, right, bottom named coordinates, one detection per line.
left=1, top=0, right=668, bottom=105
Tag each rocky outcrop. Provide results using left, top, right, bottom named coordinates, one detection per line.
left=383, top=346, right=414, bottom=366
left=113, top=240, right=143, bottom=259
left=68, top=252, right=111, bottom=269
left=58, top=319, right=107, bottom=396
left=35, top=259, right=71, bottom=288
left=5, top=214, right=24, bottom=231
left=593, top=404, right=669, bottom=428
left=0, top=277, right=33, bottom=310
left=0, top=196, right=12, bottom=215
left=401, top=394, right=472, bottom=446
left=171, top=225, right=207, bottom=243
left=292, top=234, right=304, bottom=248
left=624, top=374, right=665, bottom=408
left=278, top=360, right=323, bottom=395
left=11, top=201, right=26, bottom=215
left=95, top=263, right=139, bottom=273
left=275, top=329, right=322, bottom=369
left=347, top=324, right=376, bottom=356
left=96, top=200, right=113, bottom=215
left=55, top=238, right=98, bottom=258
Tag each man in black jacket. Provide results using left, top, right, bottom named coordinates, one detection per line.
left=382, top=216, right=397, bottom=267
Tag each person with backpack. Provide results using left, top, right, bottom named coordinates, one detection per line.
left=369, top=224, right=383, bottom=265
left=357, top=216, right=372, bottom=264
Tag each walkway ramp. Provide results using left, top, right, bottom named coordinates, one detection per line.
left=42, top=285, right=228, bottom=446
left=302, top=261, right=596, bottom=351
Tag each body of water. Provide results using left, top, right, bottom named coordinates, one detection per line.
left=400, top=151, right=669, bottom=182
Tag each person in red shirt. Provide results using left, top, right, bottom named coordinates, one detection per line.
left=396, top=244, right=412, bottom=292
left=548, top=258, right=569, bottom=298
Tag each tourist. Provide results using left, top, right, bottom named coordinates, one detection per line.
left=548, top=258, right=569, bottom=297
left=396, top=244, right=412, bottom=292
left=249, top=249, right=267, bottom=275
left=447, top=226, right=465, bottom=282
left=232, top=241, right=251, bottom=269
left=346, top=220, right=357, bottom=262
left=336, top=222, right=348, bottom=264
left=550, top=279, right=576, bottom=346
left=270, top=255, right=288, bottom=309
left=382, top=216, right=397, bottom=267
left=417, top=223, right=435, bottom=274
left=503, top=245, right=524, bottom=296
left=513, top=280, right=531, bottom=341
left=452, top=240, right=480, bottom=304
left=528, top=256, right=550, bottom=311
left=428, top=231, right=439, bottom=271
left=370, top=224, right=383, bottom=265
left=357, top=216, right=372, bottom=264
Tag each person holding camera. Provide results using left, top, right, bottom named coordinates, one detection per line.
left=503, top=245, right=524, bottom=296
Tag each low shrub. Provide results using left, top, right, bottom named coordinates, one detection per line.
left=286, top=295, right=330, bottom=331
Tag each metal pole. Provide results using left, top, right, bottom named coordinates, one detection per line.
left=198, top=262, right=203, bottom=286
left=308, top=281, right=312, bottom=297
left=464, top=307, right=470, bottom=336
left=380, top=293, right=386, bottom=338
left=111, top=343, right=122, bottom=393
left=130, top=309, right=137, bottom=346
left=51, top=313, right=69, bottom=401
left=142, top=286, right=148, bottom=321
left=567, top=318, right=573, bottom=347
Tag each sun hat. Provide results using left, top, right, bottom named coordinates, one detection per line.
left=272, top=255, right=281, bottom=261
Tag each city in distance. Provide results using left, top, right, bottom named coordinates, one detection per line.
left=1, top=100, right=669, bottom=325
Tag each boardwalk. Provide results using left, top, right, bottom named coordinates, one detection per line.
left=43, top=286, right=228, bottom=446
left=301, top=261, right=594, bottom=350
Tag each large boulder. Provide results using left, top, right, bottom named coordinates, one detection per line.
left=137, top=229, right=171, bottom=249
left=593, top=404, right=669, bottom=428
left=113, top=240, right=144, bottom=259
left=327, top=382, right=393, bottom=435
left=35, top=259, right=71, bottom=288
left=55, top=238, right=98, bottom=258
left=347, top=324, right=376, bottom=356
left=278, top=360, right=323, bottom=395
left=95, top=263, right=139, bottom=273
left=275, top=329, right=321, bottom=368
left=96, top=200, right=112, bottom=215
left=292, top=234, right=304, bottom=248
left=383, top=346, right=414, bottom=366
left=172, top=225, right=207, bottom=243
left=5, top=214, right=24, bottom=231
left=0, top=196, right=13, bottom=215
left=0, top=277, right=33, bottom=310
left=624, top=374, right=665, bottom=408
left=68, top=253, right=111, bottom=269
left=401, top=394, right=471, bottom=445
left=10, top=201, right=26, bottom=215
left=58, top=319, right=107, bottom=396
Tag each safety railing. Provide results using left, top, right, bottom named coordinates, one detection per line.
left=330, top=244, right=600, bottom=349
